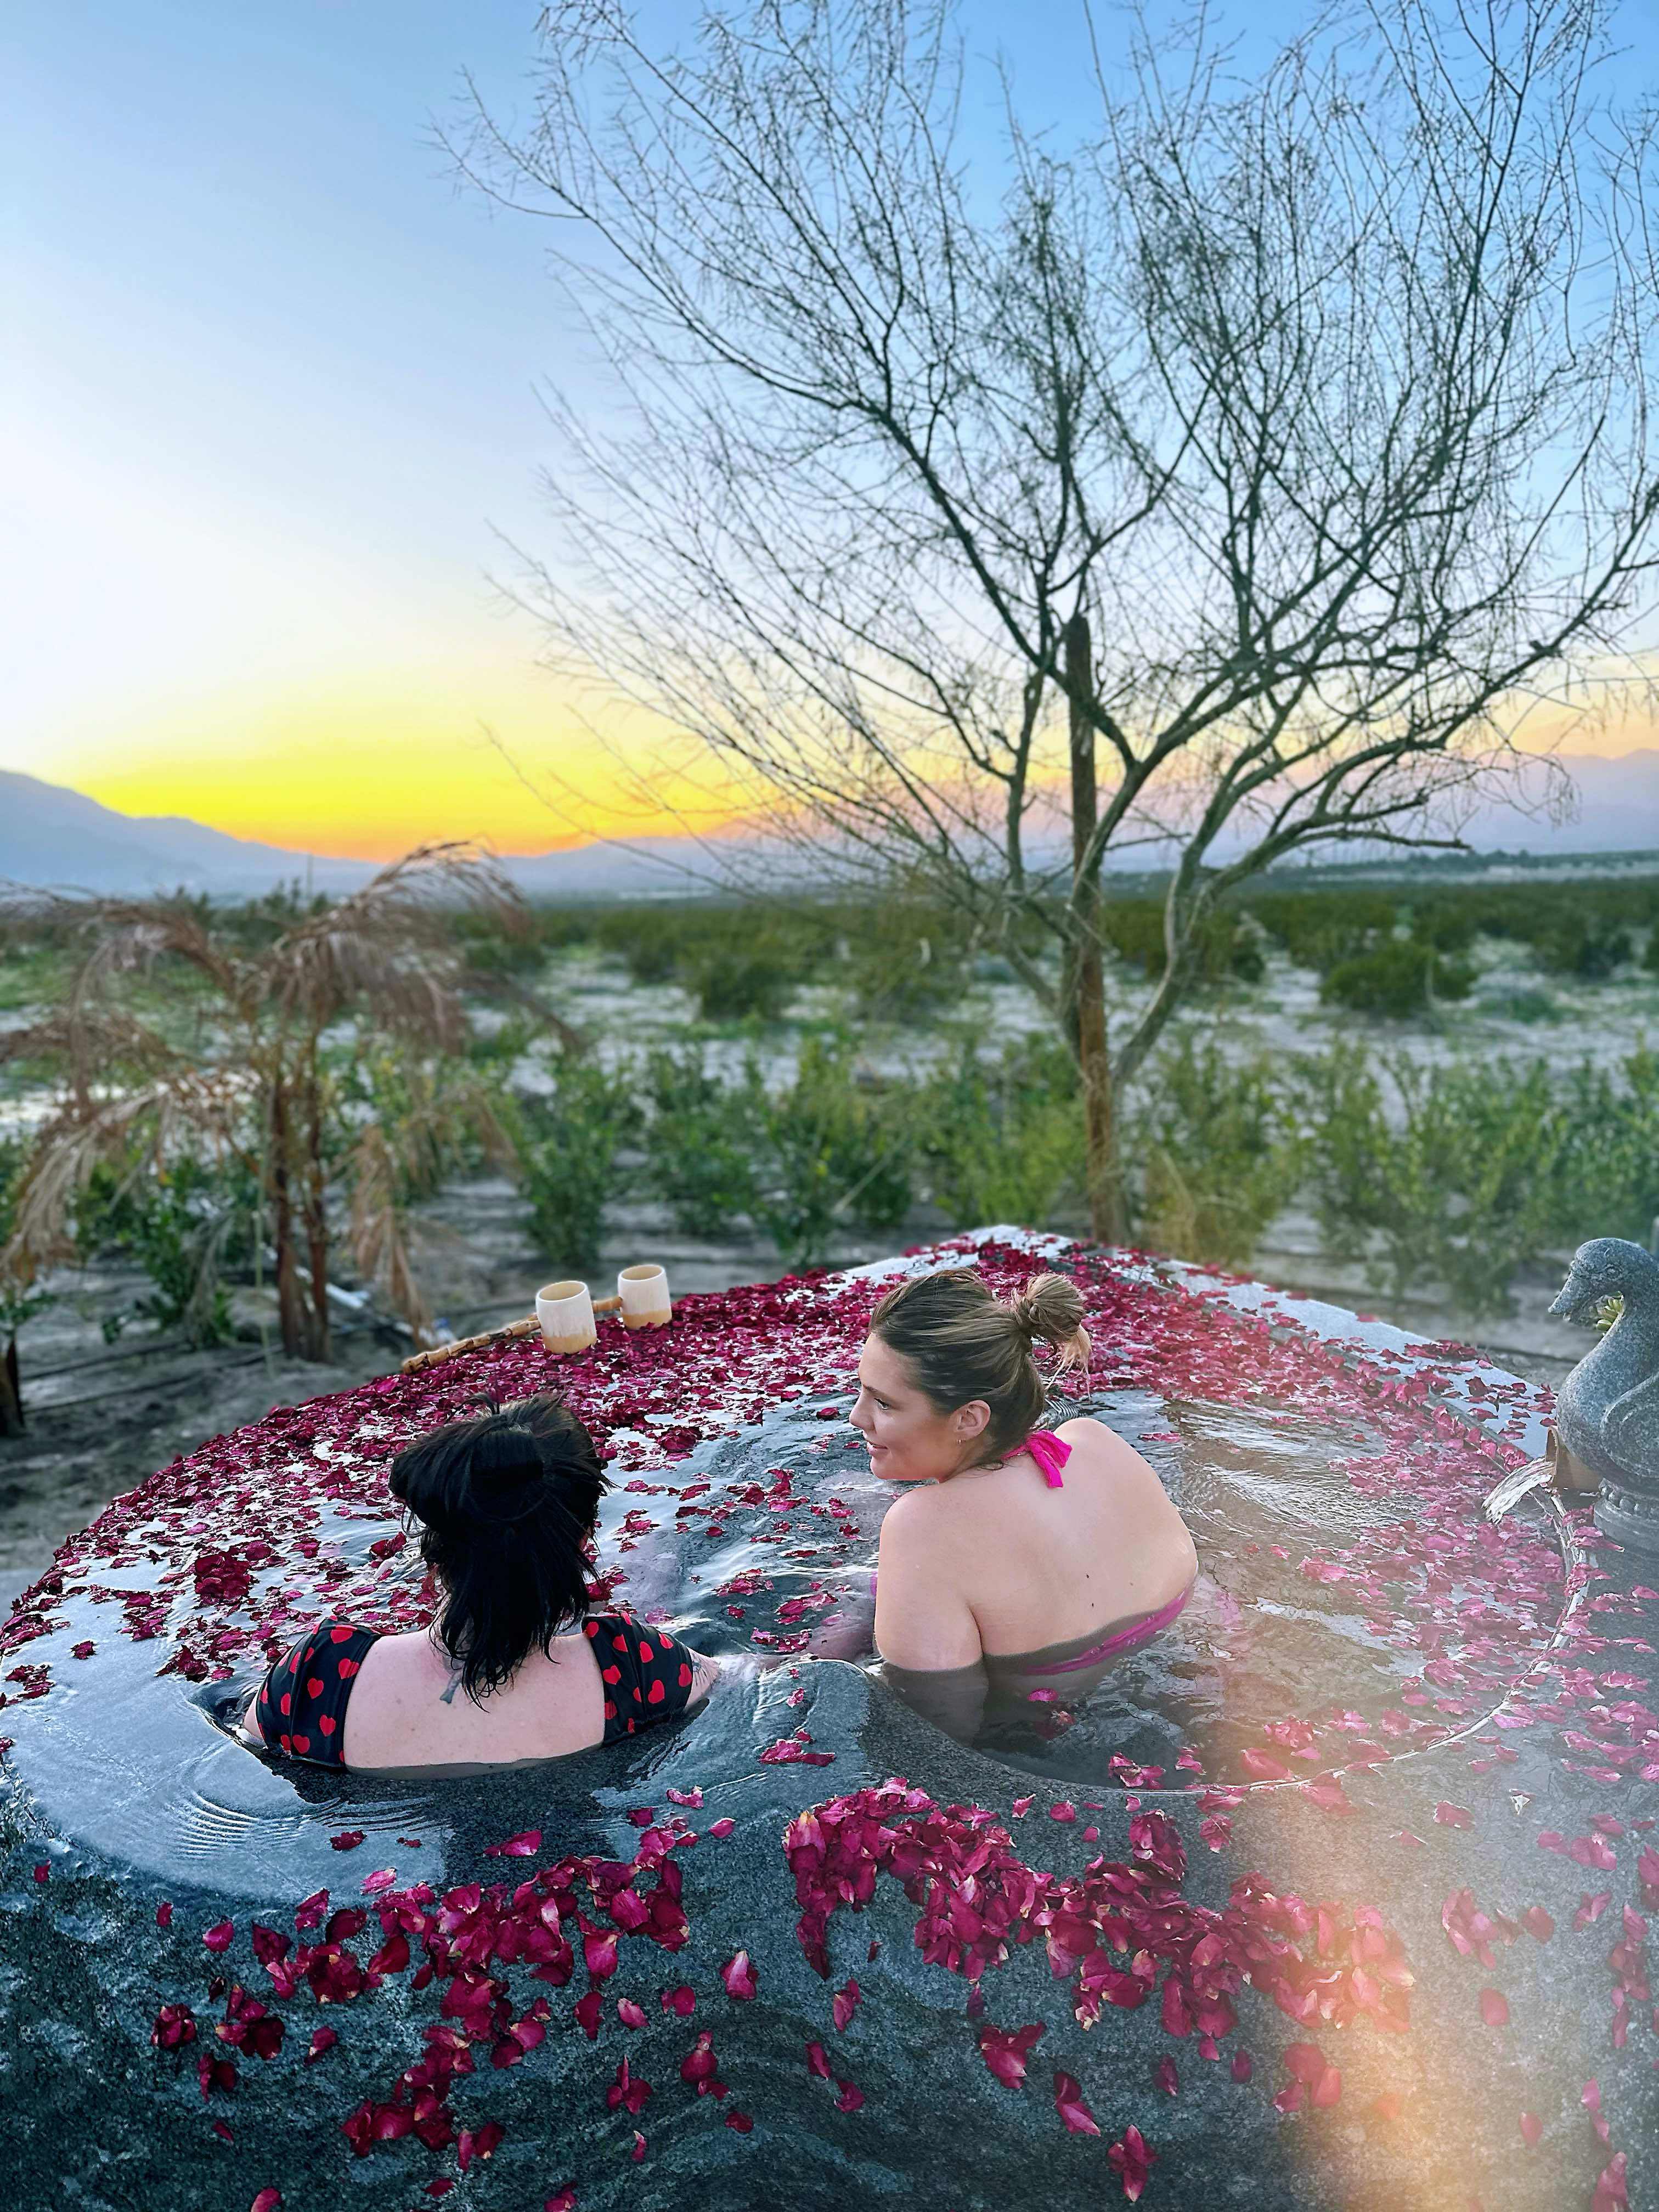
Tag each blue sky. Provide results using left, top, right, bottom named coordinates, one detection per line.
left=9, top=1, right=1658, bottom=853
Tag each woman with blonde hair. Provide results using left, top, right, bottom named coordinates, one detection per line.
left=853, top=1267, right=1197, bottom=1743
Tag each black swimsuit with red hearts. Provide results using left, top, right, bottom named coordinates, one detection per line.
left=253, top=1612, right=699, bottom=1768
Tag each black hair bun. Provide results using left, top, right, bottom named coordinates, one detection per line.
left=387, top=1392, right=612, bottom=1704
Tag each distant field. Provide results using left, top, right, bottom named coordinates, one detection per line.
left=5, top=864, right=1658, bottom=1344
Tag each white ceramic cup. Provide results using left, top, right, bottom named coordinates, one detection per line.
left=617, top=1262, right=672, bottom=1330
left=536, top=1278, right=597, bottom=1355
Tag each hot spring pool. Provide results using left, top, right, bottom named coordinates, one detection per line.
left=2, top=1233, right=1646, bottom=2212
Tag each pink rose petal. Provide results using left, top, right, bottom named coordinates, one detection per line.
left=1108, top=2123, right=1158, bottom=2202
left=1054, top=2070, right=1099, bottom=2135
left=720, top=1951, right=758, bottom=2001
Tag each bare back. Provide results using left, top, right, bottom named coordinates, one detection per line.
left=241, top=1630, right=721, bottom=1773
left=889, top=1416, right=1196, bottom=1660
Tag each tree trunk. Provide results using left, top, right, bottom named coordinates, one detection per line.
left=301, top=1053, right=332, bottom=1365
left=268, top=1074, right=313, bottom=1360
left=0, top=1334, right=25, bottom=1437
left=1066, top=612, right=1125, bottom=1245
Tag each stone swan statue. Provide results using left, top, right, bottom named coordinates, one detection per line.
left=1483, top=1238, right=1659, bottom=1553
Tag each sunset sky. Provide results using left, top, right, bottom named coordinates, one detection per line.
left=12, top=0, right=1659, bottom=861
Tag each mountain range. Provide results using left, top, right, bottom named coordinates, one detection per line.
left=3, top=753, right=1658, bottom=900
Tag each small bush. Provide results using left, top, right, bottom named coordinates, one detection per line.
left=1534, top=916, right=1632, bottom=980
left=916, top=1036, right=1084, bottom=1231
left=1548, top=1048, right=1659, bottom=1251
left=75, top=1153, right=243, bottom=1346
left=1126, top=1034, right=1303, bottom=1268
left=1295, top=1048, right=1568, bottom=1316
left=689, top=946, right=799, bottom=1023
left=1481, top=987, right=1560, bottom=1024
left=1320, top=939, right=1474, bottom=1017
left=511, top=1059, right=639, bottom=1272
left=642, top=1046, right=759, bottom=1239
left=1096, top=903, right=1261, bottom=984
left=844, top=906, right=971, bottom=1019
left=743, top=1033, right=916, bottom=1270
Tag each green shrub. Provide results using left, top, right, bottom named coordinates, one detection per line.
left=1534, top=916, right=1632, bottom=980
left=1481, top=987, right=1560, bottom=1024
left=844, top=905, right=972, bottom=1019
left=1096, top=902, right=1259, bottom=984
left=75, top=1153, right=242, bottom=1346
left=1320, top=939, right=1474, bottom=1017
left=510, top=1059, right=640, bottom=1272
left=1295, top=1047, right=1568, bottom=1316
left=742, top=1033, right=916, bottom=1270
left=597, top=909, right=684, bottom=985
left=917, top=1035, right=1084, bottom=1231
left=689, top=945, right=799, bottom=1022
left=1246, top=888, right=1400, bottom=973
left=1548, top=1048, right=1659, bottom=1250
left=642, top=1046, right=759, bottom=1238
left=1126, top=1034, right=1303, bottom=1268
left=464, top=1014, right=540, bottom=1068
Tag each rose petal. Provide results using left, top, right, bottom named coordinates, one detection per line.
left=720, top=1951, right=758, bottom=2001
left=1107, top=2123, right=1157, bottom=2202
left=1054, top=2070, right=1100, bottom=2135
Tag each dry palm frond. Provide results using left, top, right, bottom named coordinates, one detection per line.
left=0, top=1004, right=181, bottom=1096
left=348, top=1124, right=432, bottom=1344
left=0, top=1072, right=241, bottom=1277
left=344, top=1064, right=520, bottom=1341
left=268, top=843, right=527, bottom=1049
left=4, top=888, right=249, bottom=1012
left=72, top=905, right=245, bottom=1005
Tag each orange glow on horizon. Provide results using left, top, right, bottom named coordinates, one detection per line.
left=42, top=657, right=1659, bottom=863
left=56, top=665, right=755, bottom=862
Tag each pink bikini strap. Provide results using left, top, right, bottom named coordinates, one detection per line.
left=1023, top=1429, right=1071, bottom=1488
left=1039, top=1579, right=1194, bottom=1671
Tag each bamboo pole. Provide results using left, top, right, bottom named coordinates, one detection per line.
left=400, top=1294, right=625, bottom=1375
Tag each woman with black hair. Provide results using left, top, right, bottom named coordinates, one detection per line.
left=240, top=1393, right=720, bottom=1771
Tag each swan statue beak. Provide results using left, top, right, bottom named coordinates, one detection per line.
left=1548, top=1269, right=1601, bottom=1325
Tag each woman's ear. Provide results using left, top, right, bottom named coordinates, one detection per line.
left=953, top=1399, right=992, bottom=1443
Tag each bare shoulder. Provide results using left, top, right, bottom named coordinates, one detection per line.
left=1058, top=1417, right=1165, bottom=1481
left=878, top=1481, right=936, bottom=1533
left=1055, top=1415, right=1132, bottom=1449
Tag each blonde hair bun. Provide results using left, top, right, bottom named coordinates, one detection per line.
left=1008, top=1272, right=1091, bottom=1371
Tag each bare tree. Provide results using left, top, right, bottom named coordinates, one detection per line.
left=0, top=846, right=525, bottom=1362
left=455, top=0, right=1659, bottom=1239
